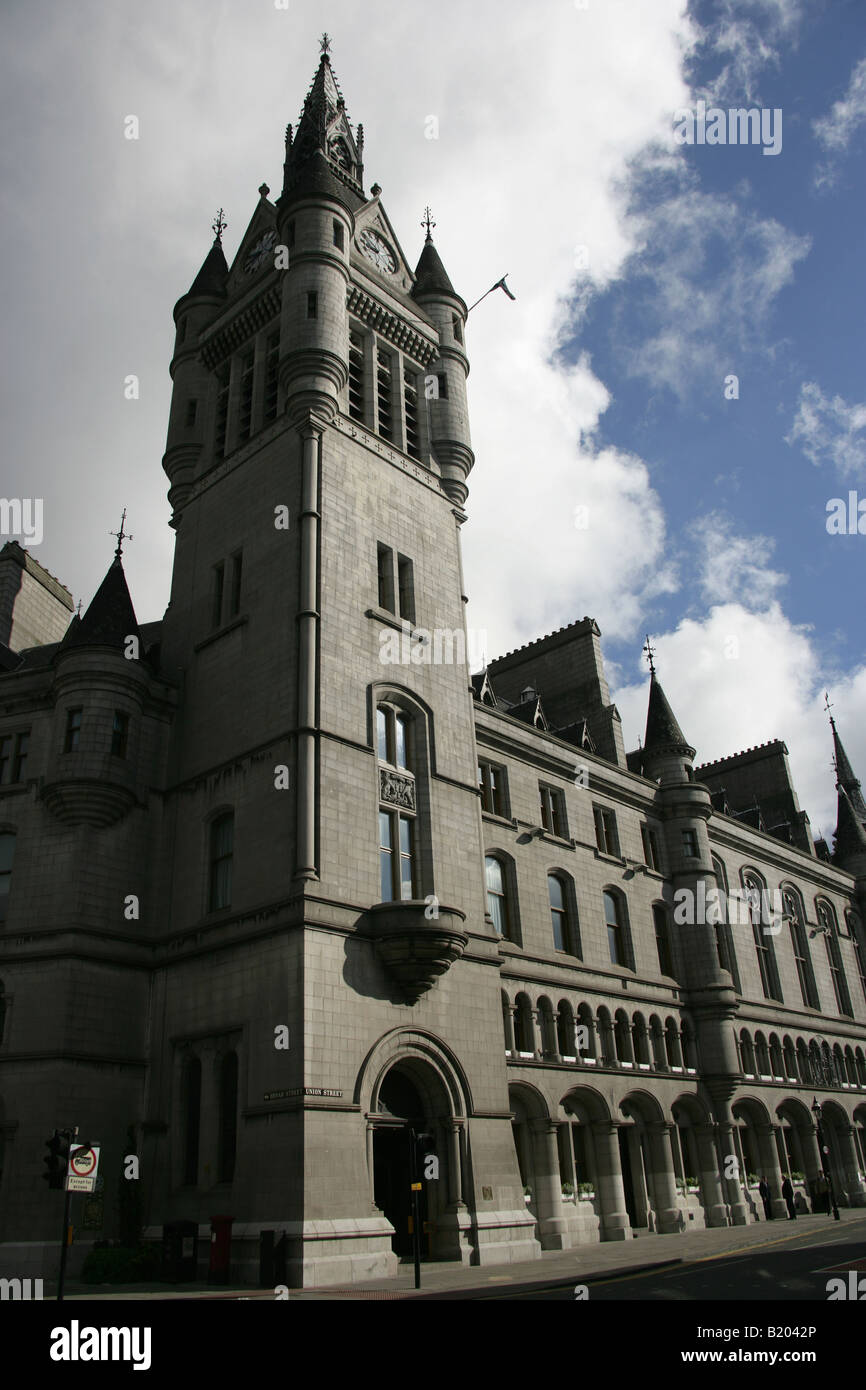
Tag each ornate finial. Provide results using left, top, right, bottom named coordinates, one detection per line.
left=320, top=32, right=331, bottom=56
left=76, top=599, right=83, bottom=618
left=422, top=206, right=436, bottom=242
left=212, top=208, right=227, bottom=244
left=110, top=508, right=133, bottom=560
left=643, top=633, right=656, bottom=677
left=824, top=690, right=835, bottom=728
left=258, top=182, right=270, bottom=199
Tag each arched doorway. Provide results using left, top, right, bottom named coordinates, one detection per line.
left=373, top=1068, right=428, bottom=1257
left=618, top=1093, right=682, bottom=1234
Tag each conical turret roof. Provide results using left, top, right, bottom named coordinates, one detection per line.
left=60, top=555, right=140, bottom=654
left=186, top=238, right=229, bottom=300
left=412, top=235, right=456, bottom=298
left=280, top=44, right=365, bottom=209
left=643, top=672, right=695, bottom=758
left=831, top=715, right=866, bottom=819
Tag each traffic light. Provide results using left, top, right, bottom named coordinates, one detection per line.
left=42, top=1130, right=70, bottom=1190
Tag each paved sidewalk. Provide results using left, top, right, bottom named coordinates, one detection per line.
left=62, top=1208, right=866, bottom=1300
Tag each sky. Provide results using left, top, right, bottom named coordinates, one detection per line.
left=1, top=0, right=864, bottom=841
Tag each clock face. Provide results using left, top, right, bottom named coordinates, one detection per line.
left=243, top=229, right=276, bottom=275
left=358, top=228, right=397, bottom=275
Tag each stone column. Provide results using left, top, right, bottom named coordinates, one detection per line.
left=695, top=1123, right=729, bottom=1227
left=366, top=1121, right=376, bottom=1208
left=715, top=1108, right=748, bottom=1225
left=757, top=1123, right=787, bottom=1218
left=529, top=1008, right=542, bottom=1059
left=837, top=1124, right=866, bottom=1206
left=647, top=1122, right=682, bottom=1233
left=592, top=1121, right=631, bottom=1241
left=294, top=416, right=321, bottom=882
left=549, top=1008, right=562, bottom=1064
left=503, top=1004, right=516, bottom=1056
left=446, top=1120, right=465, bottom=1207
left=530, top=1118, right=569, bottom=1249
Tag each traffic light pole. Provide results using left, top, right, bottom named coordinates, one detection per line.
left=57, top=1185, right=72, bottom=1302
left=411, top=1183, right=421, bottom=1290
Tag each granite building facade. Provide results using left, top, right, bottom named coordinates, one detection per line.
left=0, top=46, right=865, bottom=1287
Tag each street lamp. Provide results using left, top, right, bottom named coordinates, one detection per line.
left=811, top=1097, right=840, bottom=1221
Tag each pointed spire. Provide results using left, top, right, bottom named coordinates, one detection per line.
left=60, top=551, right=140, bottom=654
left=412, top=217, right=457, bottom=298
left=280, top=39, right=364, bottom=207
left=834, top=784, right=866, bottom=864
left=828, top=705, right=866, bottom=820
left=185, top=215, right=229, bottom=300
left=643, top=671, right=695, bottom=760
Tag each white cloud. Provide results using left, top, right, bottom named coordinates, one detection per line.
left=616, top=188, right=810, bottom=398
left=612, top=602, right=863, bottom=838
left=786, top=382, right=866, bottom=480
left=691, top=0, right=804, bottom=104
left=690, top=512, right=787, bottom=608
left=813, top=55, right=866, bottom=188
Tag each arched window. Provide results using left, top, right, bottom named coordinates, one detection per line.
left=739, top=1030, right=756, bottom=1076
left=711, top=856, right=741, bottom=990
left=782, top=1036, right=797, bottom=1081
left=652, top=903, right=674, bottom=977
left=796, top=1037, right=811, bottom=1084
left=649, top=1014, right=667, bottom=1070
left=847, top=912, right=866, bottom=1004
left=376, top=701, right=417, bottom=901
left=754, top=1032, right=770, bottom=1076
left=664, top=1017, right=683, bottom=1069
left=0, top=832, right=16, bottom=923
left=577, top=1002, right=596, bottom=1060
left=614, top=1009, right=633, bottom=1064
left=557, top=1000, right=576, bottom=1058
left=681, top=1020, right=698, bottom=1070
left=486, top=855, right=517, bottom=942
left=537, top=997, right=557, bottom=1056
left=603, top=890, right=630, bottom=967
left=783, top=887, right=818, bottom=1008
left=183, top=1056, right=202, bottom=1186
left=632, top=1012, right=650, bottom=1066
left=514, top=994, right=534, bottom=1054
left=548, top=873, right=580, bottom=955
left=743, top=871, right=782, bottom=1002
left=817, top=900, right=852, bottom=1016
left=209, top=813, right=233, bottom=911
left=218, top=1051, right=238, bottom=1183
left=855, top=1047, right=866, bottom=1087
left=596, top=1007, right=615, bottom=1065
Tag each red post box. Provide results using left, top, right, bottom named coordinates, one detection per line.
left=208, top=1214, right=234, bottom=1285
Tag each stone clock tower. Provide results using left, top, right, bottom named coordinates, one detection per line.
left=147, top=40, right=533, bottom=1284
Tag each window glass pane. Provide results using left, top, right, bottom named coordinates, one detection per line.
left=377, top=709, right=388, bottom=761
left=0, top=834, right=16, bottom=872
left=380, top=851, right=393, bottom=901
left=603, top=892, right=618, bottom=925
left=552, top=911, right=565, bottom=952
left=489, top=894, right=505, bottom=935
left=398, top=816, right=412, bottom=856
left=379, top=811, right=392, bottom=850
left=548, top=875, right=564, bottom=911
left=485, top=857, right=503, bottom=894
left=395, top=715, right=408, bottom=769
left=608, top=924, right=620, bottom=965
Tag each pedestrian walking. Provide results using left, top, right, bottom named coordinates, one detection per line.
left=781, top=1175, right=797, bottom=1219
left=758, top=1175, right=773, bottom=1219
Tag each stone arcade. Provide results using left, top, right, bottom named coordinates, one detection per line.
left=0, top=45, right=865, bottom=1287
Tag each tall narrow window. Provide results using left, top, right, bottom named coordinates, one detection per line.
left=641, top=824, right=661, bottom=871
left=263, top=330, right=279, bottom=423
left=183, top=1056, right=202, bottom=1186
left=404, top=367, right=420, bottom=458
left=681, top=828, right=698, bottom=858
left=819, top=900, right=852, bottom=1015
left=230, top=551, right=243, bottom=618
left=184, top=399, right=198, bottom=428
left=332, top=219, right=344, bottom=250
left=376, top=348, right=393, bottom=440
left=604, top=890, right=628, bottom=967
left=218, top=1051, right=238, bottom=1184
left=306, top=291, right=318, bottom=319
left=653, top=904, right=674, bottom=976
left=849, top=913, right=866, bottom=1004
left=783, top=889, right=818, bottom=1008
left=377, top=544, right=395, bottom=613
left=712, top=856, right=741, bottom=991
left=287, top=221, right=296, bottom=249
left=378, top=811, right=415, bottom=900
left=212, top=562, right=225, bottom=629
left=436, top=373, right=448, bottom=399
left=397, top=555, right=415, bottom=623
left=214, top=367, right=229, bottom=461
left=110, top=711, right=129, bottom=758
left=348, top=330, right=365, bottom=422
left=452, top=314, right=463, bottom=344
left=593, top=805, right=619, bottom=856
left=540, top=785, right=565, bottom=837
left=486, top=856, right=512, bottom=939
left=478, top=761, right=506, bottom=817
left=0, top=833, right=16, bottom=922
left=238, top=350, right=254, bottom=442
left=3, top=732, right=29, bottom=783
left=209, top=813, right=234, bottom=911
left=64, top=709, right=82, bottom=754
left=746, top=874, right=782, bottom=1002
left=549, top=874, right=571, bottom=952
left=0, top=738, right=10, bottom=783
